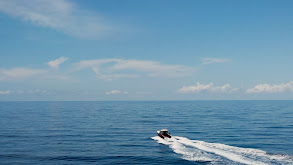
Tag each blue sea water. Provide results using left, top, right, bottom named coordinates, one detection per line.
left=0, top=101, right=293, bottom=164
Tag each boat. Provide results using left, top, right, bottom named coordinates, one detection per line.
left=157, top=129, right=171, bottom=139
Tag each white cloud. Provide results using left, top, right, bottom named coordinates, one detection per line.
left=0, top=67, right=47, bottom=81
left=105, top=90, right=128, bottom=95
left=75, top=58, right=195, bottom=80
left=178, top=82, right=238, bottom=93
left=0, top=90, right=12, bottom=95
left=0, top=0, right=115, bottom=39
left=202, top=58, right=230, bottom=65
left=246, top=82, right=293, bottom=93
left=48, top=57, right=68, bottom=69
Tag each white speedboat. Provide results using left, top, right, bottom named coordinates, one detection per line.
left=157, top=129, right=171, bottom=139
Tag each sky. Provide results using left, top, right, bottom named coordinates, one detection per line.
left=0, top=0, right=293, bottom=101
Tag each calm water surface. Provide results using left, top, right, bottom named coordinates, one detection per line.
left=0, top=101, right=292, bottom=164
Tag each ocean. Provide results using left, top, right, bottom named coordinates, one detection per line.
left=0, top=101, right=292, bottom=164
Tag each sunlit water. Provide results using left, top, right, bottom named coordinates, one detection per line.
left=0, top=101, right=292, bottom=164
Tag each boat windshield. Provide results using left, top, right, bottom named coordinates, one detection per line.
left=161, top=131, right=168, bottom=136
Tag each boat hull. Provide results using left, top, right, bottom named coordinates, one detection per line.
left=157, top=130, right=171, bottom=139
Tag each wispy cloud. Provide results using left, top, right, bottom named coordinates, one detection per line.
left=0, top=67, right=47, bottom=81
left=110, top=59, right=192, bottom=77
left=246, top=82, right=293, bottom=93
left=201, top=58, right=230, bottom=65
left=75, top=58, right=195, bottom=80
left=0, top=89, right=47, bottom=95
left=105, top=90, right=128, bottom=95
left=178, top=82, right=238, bottom=93
left=136, top=91, right=152, bottom=95
left=48, top=57, right=68, bottom=69
left=27, top=89, right=47, bottom=94
left=0, top=0, right=115, bottom=39
left=0, top=90, right=12, bottom=95
left=91, top=66, right=139, bottom=81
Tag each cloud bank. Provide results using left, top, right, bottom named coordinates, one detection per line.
left=246, top=82, right=293, bottom=93
left=0, top=67, right=47, bottom=81
left=0, top=0, right=114, bottom=39
left=0, top=89, right=47, bottom=95
left=179, top=82, right=237, bottom=93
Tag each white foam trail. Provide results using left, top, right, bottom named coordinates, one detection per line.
left=151, top=136, right=293, bottom=165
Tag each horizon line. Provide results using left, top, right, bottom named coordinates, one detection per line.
left=1, top=99, right=293, bottom=102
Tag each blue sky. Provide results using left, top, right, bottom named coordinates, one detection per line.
left=0, top=0, right=293, bottom=101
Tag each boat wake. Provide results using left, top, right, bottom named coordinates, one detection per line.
left=151, top=136, right=293, bottom=165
